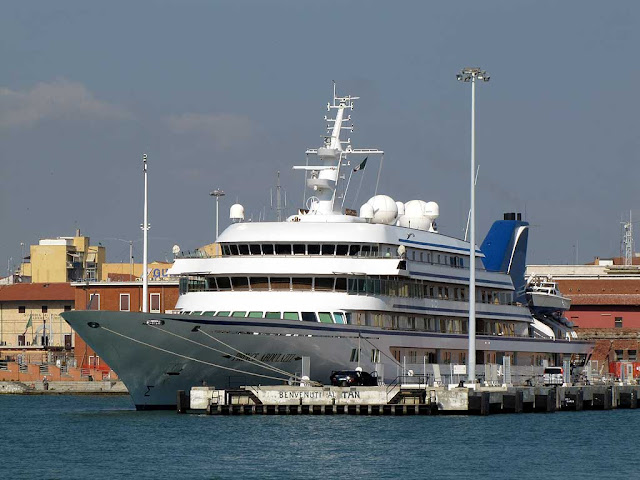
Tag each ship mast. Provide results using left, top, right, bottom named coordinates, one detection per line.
left=294, top=83, right=383, bottom=216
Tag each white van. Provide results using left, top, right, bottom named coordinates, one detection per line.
left=543, top=366, right=564, bottom=386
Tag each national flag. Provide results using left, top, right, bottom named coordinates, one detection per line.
left=23, top=314, right=32, bottom=334
left=353, top=157, right=368, bottom=172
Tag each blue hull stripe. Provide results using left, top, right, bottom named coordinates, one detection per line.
left=399, top=238, right=482, bottom=255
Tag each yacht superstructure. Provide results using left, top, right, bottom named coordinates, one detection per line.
left=63, top=87, right=591, bottom=409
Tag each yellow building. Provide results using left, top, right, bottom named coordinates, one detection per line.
left=24, top=231, right=106, bottom=283
left=0, top=283, right=75, bottom=349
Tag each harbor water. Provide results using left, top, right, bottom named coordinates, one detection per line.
left=1, top=394, right=638, bottom=480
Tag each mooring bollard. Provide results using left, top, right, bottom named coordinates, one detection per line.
left=176, top=390, right=187, bottom=414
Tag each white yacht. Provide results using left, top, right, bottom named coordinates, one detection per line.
left=63, top=87, right=592, bottom=409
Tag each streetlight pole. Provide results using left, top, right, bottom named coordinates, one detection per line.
left=210, top=189, right=225, bottom=241
left=457, top=67, right=490, bottom=384
left=142, top=154, right=149, bottom=313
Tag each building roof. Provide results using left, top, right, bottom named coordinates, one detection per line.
left=557, top=278, right=640, bottom=306
left=0, top=283, right=75, bottom=302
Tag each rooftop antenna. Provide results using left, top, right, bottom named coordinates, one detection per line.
left=622, top=211, right=634, bottom=266
left=276, top=171, right=283, bottom=222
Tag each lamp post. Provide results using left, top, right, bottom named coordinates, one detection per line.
left=141, top=154, right=149, bottom=313
left=457, top=67, right=490, bottom=384
left=210, top=189, right=225, bottom=241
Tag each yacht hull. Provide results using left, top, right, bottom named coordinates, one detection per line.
left=63, top=310, right=591, bottom=409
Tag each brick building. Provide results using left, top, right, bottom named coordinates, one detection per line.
left=71, top=280, right=179, bottom=369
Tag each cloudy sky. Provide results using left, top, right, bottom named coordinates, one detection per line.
left=1, top=1, right=639, bottom=271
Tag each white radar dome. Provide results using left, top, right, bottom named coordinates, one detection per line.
left=424, top=201, right=439, bottom=218
left=365, top=195, right=398, bottom=225
left=397, top=200, right=430, bottom=230
left=359, top=203, right=374, bottom=220
left=230, top=204, right=245, bottom=222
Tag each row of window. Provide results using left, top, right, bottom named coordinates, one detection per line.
left=180, top=275, right=513, bottom=306
left=348, top=278, right=513, bottom=305
left=181, top=308, right=518, bottom=336
left=183, top=310, right=348, bottom=324
left=222, top=243, right=383, bottom=258
left=87, top=293, right=162, bottom=313
left=17, top=305, right=72, bottom=313
left=406, top=249, right=466, bottom=268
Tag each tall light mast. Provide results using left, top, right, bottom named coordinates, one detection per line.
left=210, top=189, right=225, bottom=240
left=457, top=67, right=490, bottom=384
left=142, top=153, right=149, bottom=313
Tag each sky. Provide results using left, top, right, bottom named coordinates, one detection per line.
left=1, top=1, right=639, bottom=271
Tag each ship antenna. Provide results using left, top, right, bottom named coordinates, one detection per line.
left=276, top=171, right=282, bottom=222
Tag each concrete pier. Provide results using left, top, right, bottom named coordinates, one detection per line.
left=184, top=383, right=640, bottom=416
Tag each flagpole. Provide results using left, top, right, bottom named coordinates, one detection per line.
left=374, top=154, right=384, bottom=196
left=341, top=169, right=354, bottom=208
left=353, top=169, right=366, bottom=206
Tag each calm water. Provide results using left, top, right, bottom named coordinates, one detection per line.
left=1, top=394, right=638, bottom=480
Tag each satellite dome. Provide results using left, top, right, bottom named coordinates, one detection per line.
left=359, top=203, right=374, bottom=220
left=398, top=200, right=430, bottom=230
left=230, top=204, right=245, bottom=222
left=365, top=195, right=398, bottom=224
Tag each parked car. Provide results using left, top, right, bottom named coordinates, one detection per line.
left=543, top=366, right=564, bottom=386
left=330, top=369, right=378, bottom=387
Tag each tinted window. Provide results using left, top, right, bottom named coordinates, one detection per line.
left=216, top=277, right=231, bottom=290
left=335, top=278, right=347, bottom=291
left=248, top=311, right=263, bottom=318
left=270, top=277, right=290, bottom=290
left=216, top=311, right=230, bottom=317
left=318, top=312, right=333, bottom=324
left=262, top=244, right=274, bottom=255
left=283, top=312, right=300, bottom=321
left=275, top=244, right=292, bottom=255
left=238, top=244, right=250, bottom=255
left=361, top=245, right=371, bottom=256
left=222, top=245, right=231, bottom=256
left=349, top=245, right=360, bottom=256
left=301, top=312, right=317, bottom=322
left=308, top=244, right=321, bottom=255
left=314, top=278, right=334, bottom=291
left=232, top=311, right=247, bottom=317
left=321, top=244, right=335, bottom=255
left=230, top=244, right=239, bottom=255
left=336, top=244, right=349, bottom=256
left=265, top=312, right=281, bottom=319
left=231, top=277, right=249, bottom=290
left=250, top=277, right=269, bottom=290
left=292, top=278, right=312, bottom=290
left=333, top=312, right=346, bottom=324
left=293, top=244, right=305, bottom=255
left=249, top=244, right=262, bottom=255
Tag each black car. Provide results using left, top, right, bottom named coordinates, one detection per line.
left=330, top=369, right=378, bottom=387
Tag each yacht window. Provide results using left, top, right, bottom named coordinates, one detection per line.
left=270, top=277, right=291, bottom=290
left=371, top=245, right=379, bottom=257
left=203, top=311, right=216, bottom=316
left=361, top=245, right=371, bottom=256
left=207, top=278, right=217, bottom=291
left=293, top=244, right=306, bottom=255
left=249, top=277, right=270, bottom=290
left=420, top=252, right=424, bottom=262
left=232, top=311, right=247, bottom=317
left=231, top=277, right=249, bottom=291
left=335, top=278, right=347, bottom=291
left=308, top=244, right=321, bottom=255
left=216, top=277, right=232, bottom=291
left=301, top=312, right=317, bottom=322
left=321, top=244, right=335, bottom=255
left=222, top=245, right=231, bottom=256
left=189, top=311, right=202, bottom=316
left=230, top=244, right=239, bottom=256
left=265, top=312, right=281, bottom=319
left=238, top=244, right=250, bottom=256
left=249, top=244, right=262, bottom=255
left=262, top=244, right=274, bottom=255
left=283, top=312, right=300, bottom=321
left=275, top=244, right=292, bottom=255
left=248, top=311, right=263, bottom=318
left=333, top=312, right=346, bottom=324
left=336, top=244, right=349, bottom=256
left=349, top=245, right=360, bottom=256
left=415, top=317, right=425, bottom=330
left=318, top=312, right=333, bottom=324
left=314, top=277, right=334, bottom=291
left=216, top=311, right=230, bottom=317
left=459, top=258, right=464, bottom=268
left=292, top=277, right=313, bottom=290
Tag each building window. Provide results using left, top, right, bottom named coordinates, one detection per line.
left=41, top=306, right=48, bottom=313
left=615, top=350, right=624, bottom=361
left=18, top=335, right=26, bottom=346
left=18, top=306, right=25, bottom=313
left=615, top=317, right=623, bottom=328
left=629, top=350, right=637, bottom=361
left=119, top=294, right=130, bottom=312
left=150, top=293, right=161, bottom=313
left=88, top=294, right=100, bottom=310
